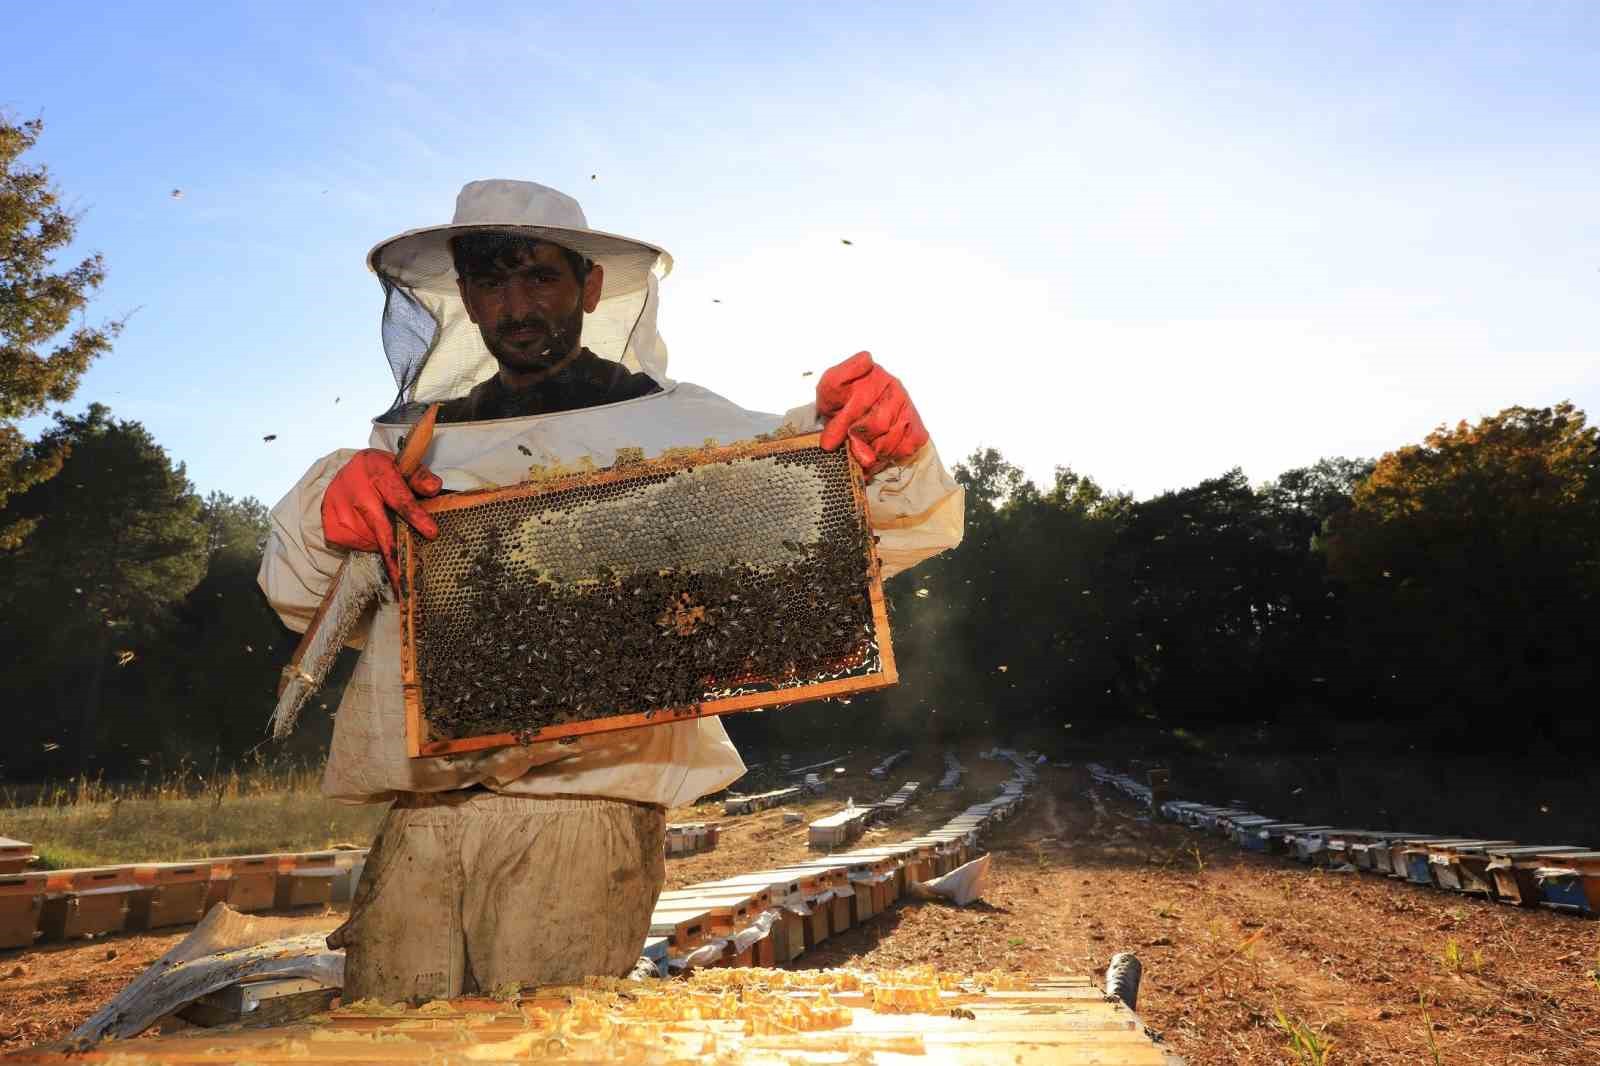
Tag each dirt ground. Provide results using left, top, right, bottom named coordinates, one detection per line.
left=4, top=753, right=1599, bottom=1064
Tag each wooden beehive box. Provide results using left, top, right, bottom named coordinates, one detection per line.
left=397, top=434, right=895, bottom=758
left=1424, top=840, right=1516, bottom=893
left=1485, top=845, right=1585, bottom=905
left=846, top=845, right=925, bottom=896
left=897, top=835, right=953, bottom=876
left=646, top=905, right=712, bottom=951
left=0, top=837, right=36, bottom=875
left=807, top=805, right=872, bottom=849
left=1345, top=831, right=1424, bottom=872
left=217, top=855, right=279, bottom=912
left=772, top=862, right=853, bottom=937
left=274, top=853, right=338, bottom=910
left=40, top=866, right=139, bottom=940
left=201, top=860, right=234, bottom=914
left=177, top=975, right=340, bottom=1029
left=690, top=875, right=805, bottom=962
left=784, top=863, right=867, bottom=927
left=1379, top=836, right=1440, bottom=877
left=129, top=863, right=212, bottom=930
left=732, top=857, right=832, bottom=947
left=825, top=854, right=901, bottom=912
left=1395, top=838, right=1475, bottom=884
left=656, top=889, right=764, bottom=933
left=692, top=873, right=808, bottom=961
left=0, top=871, right=46, bottom=950
left=1531, top=851, right=1600, bottom=914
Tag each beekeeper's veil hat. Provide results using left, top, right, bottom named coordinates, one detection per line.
left=368, top=180, right=673, bottom=415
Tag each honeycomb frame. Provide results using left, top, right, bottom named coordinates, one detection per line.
left=397, top=432, right=896, bottom=758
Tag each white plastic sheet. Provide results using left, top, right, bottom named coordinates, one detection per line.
left=70, top=905, right=344, bottom=1044
left=731, top=909, right=780, bottom=952
left=680, top=939, right=730, bottom=969
left=914, top=853, right=991, bottom=907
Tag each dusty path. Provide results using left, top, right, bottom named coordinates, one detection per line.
left=5, top=756, right=1599, bottom=1064
left=672, top=757, right=1600, bottom=1065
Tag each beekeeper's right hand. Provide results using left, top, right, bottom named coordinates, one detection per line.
left=322, top=450, right=442, bottom=592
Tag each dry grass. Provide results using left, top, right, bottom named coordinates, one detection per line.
left=0, top=762, right=384, bottom=867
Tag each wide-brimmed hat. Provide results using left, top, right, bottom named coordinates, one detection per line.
left=367, top=179, right=673, bottom=297
left=368, top=180, right=676, bottom=409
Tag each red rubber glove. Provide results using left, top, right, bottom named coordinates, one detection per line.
left=321, top=450, right=443, bottom=592
left=817, top=351, right=929, bottom=475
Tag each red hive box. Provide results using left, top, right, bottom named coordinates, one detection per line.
left=40, top=866, right=139, bottom=940
left=274, top=853, right=338, bottom=910
left=129, top=863, right=212, bottom=930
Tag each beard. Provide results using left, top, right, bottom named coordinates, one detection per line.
left=483, top=303, right=584, bottom=373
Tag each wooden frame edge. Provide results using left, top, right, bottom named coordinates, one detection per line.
left=418, top=432, right=828, bottom=515
left=400, top=432, right=899, bottom=759
left=414, top=669, right=898, bottom=757
left=401, top=531, right=424, bottom=758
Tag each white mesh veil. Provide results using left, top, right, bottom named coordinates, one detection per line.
left=368, top=182, right=674, bottom=418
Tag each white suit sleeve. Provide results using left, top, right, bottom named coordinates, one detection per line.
left=257, top=449, right=361, bottom=636
left=781, top=403, right=964, bottom=579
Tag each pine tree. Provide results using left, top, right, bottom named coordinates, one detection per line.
left=0, top=115, right=121, bottom=548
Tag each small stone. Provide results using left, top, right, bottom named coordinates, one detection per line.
left=6, top=964, right=27, bottom=979
left=104, top=948, right=118, bottom=961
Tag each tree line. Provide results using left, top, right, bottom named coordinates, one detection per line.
left=805, top=401, right=1600, bottom=761
left=6, top=397, right=1596, bottom=783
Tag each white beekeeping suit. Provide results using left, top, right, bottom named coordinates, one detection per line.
left=255, top=180, right=963, bottom=1000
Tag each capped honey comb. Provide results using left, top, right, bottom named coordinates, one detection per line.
left=398, top=433, right=895, bottom=757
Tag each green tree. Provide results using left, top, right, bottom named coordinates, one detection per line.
left=0, top=116, right=122, bottom=548
left=843, top=449, right=1132, bottom=748
left=0, top=405, right=206, bottom=771
left=153, top=493, right=331, bottom=761
left=1106, top=459, right=1373, bottom=738
left=1320, top=403, right=1600, bottom=746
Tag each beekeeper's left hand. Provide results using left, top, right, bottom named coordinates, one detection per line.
left=817, top=351, right=929, bottom=475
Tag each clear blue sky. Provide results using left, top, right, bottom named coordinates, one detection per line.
left=5, top=1, right=1598, bottom=505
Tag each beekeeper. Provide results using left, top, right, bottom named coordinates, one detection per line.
left=258, top=180, right=964, bottom=1002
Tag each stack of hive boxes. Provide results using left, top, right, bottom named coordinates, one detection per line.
left=648, top=763, right=1035, bottom=975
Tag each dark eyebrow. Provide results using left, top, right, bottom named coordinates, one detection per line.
left=467, top=260, right=563, bottom=283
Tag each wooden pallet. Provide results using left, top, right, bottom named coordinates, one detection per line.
left=5, top=971, right=1183, bottom=1064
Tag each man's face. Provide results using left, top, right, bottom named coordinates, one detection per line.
left=456, top=239, right=603, bottom=373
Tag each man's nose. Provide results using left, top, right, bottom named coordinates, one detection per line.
left=502, top=277, right=540, bottom=319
